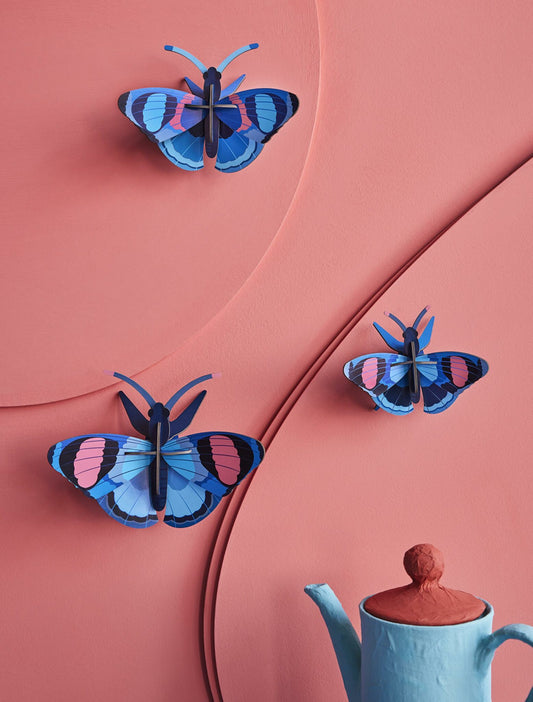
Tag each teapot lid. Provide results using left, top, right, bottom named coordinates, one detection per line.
left=364, top=544, right=486, bottom=625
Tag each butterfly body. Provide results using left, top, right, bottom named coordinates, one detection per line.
left=48, top=373, right=264, bottom=528
left=343, top=307, right=489, bottom=415
left=118, top=43, right=299, bottom=172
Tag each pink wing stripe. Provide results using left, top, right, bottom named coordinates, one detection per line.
left=74, top=437, right=106, bottom=488
left=449, top=356, right=469, bottom=387
left=209, top=435, right=241, bottom=486
left=229, top=95, right=253, bottom=132
left=169, top=94, right=197, bottom=130
left=361, top=357, right=379, bottom=389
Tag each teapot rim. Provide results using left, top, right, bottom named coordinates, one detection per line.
left=359, top=596, right=493, bottom=629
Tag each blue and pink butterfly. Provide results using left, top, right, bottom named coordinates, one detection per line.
left=48, top=372, right=264, bottom=528
left=343, top=307, right=489, bottom=415
left=118, top=43, right=299, bottom=172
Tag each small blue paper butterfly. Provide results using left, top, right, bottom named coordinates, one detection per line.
left=48, top=372, right=264, bottom=528
left=343, top=307, right=489, bottom=415
left=118, top=43, right=299, bottom=172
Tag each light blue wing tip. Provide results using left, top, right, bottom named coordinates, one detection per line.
left=250, top=43, right=259, bottom=49
left=164, top=45, right=173, bottom=51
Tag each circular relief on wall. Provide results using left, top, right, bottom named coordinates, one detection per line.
left=0, top=0, right=319, bottom=406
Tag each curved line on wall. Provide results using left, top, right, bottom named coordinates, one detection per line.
left=201, top=150, right=533, bottom=701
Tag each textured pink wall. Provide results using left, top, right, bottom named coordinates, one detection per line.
left=1, top=1, right=532, bottom=701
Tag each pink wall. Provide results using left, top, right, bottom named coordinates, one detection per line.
left=1, top=1, right=532, bottom=700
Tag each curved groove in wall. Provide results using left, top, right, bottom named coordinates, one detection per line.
left=198, top=1, right=324, bottom=695
left=203, top=150, right=533, bottom=701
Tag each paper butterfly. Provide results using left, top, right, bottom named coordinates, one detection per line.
left=118, top=43, right=299, bottom=172
left=48, top=372, right=264, bottom=528
left=343, top=307, right=489, bottom=415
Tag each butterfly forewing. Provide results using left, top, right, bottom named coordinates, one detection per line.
left=48, top=434, right=159, bottom=527
left=48, top=434, right=152, bottom=493
left=344, top=353, right=414, bottom=415
left=420, top=352, right=489, bottom=414
left=118, top=89, right=204, bottom=141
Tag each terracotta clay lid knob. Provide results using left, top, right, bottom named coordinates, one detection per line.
left=403, top=543, right=444, bottom=589
left=364, top=543, right=487, bottom=626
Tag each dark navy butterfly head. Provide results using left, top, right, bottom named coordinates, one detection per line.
left=105, top=370, right=218, bottom=445
left=147, top=404, right=170, bottom=419
left=202, top=67, right=222, bottom=101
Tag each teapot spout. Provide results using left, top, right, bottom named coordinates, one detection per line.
left=305, top=584, right=362, bottom=702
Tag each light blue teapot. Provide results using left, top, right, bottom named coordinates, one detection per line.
left=305, top=544, right=533, bottom=702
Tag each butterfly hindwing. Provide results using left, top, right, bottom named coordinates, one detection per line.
left=419, top=352, right=489, bottom=414
left=161, top=432, right=265, bottom=528
left=159, top=130, right=205, bottom=170
left=215, top=130, right=264, bottom=172
left=163, top=468, right=223, bottom=528
left=343, top=353, right=414, bottom=415
left=96, top=469, right=158, bottom=529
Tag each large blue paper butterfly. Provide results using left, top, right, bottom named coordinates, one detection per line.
left=48, top=372, right=264, bottom=528
left=118, top=43, right=299, bottom=172
left=343, top=307, right=489, bottom=415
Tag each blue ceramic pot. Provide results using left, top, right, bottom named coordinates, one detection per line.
left=360, top=596, right=532, bottom=701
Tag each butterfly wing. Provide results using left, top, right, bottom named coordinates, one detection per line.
left=214, top=130, right=264, bottom=173
left=118, top=88, right=206, bottom=170
left=118, top=88, right=204, bottom=141
left=95, top=470, right=157, bottom=529
left=213, top=89, right=298, bottom=172
left=343, top=353, right=414, bottom=415
left=418, top=352, right=489, bottom=414
left=158, top=130, right=205, bottom=171
left=217, top=89, right=299, bottom=142
left=160, top=432, right=265, bottom=527
left=48, top=434, right=158, bottom=528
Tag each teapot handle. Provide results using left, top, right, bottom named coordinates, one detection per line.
left=478, top=623, right=533, bottom=700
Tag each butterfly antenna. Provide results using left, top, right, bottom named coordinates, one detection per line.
left=217, top=43, right=259, bottom=72
left=164, top=45, right=208, bottom=73
left=165, top=373, right=221, bottom=411
left=383, top=311, right=406, bottom=332
left=413, top=305, right=431, bottom=330
left=104, top=370, right=156, bottom=408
